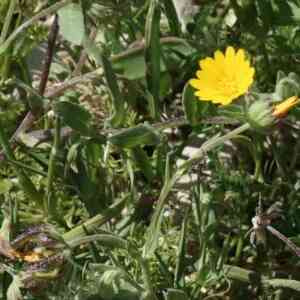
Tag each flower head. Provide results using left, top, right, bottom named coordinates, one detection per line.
left=272, top=96, right=300, bottom=118
left=190, top=46, right=255, bottom=105
left=247, top=96, right=299, bottom=130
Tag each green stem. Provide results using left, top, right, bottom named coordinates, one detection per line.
left=144, top=123, right=251, bottom=257
left=138, top=257, right=158, bottom=300
left=0, top=0, right=18, bottom=44
left=0, top=124, right=42, bottom=205
left=180, top=123, right=251, bottom=170
left=253, top=139, right=264, bottom=182
left=0, top=0, right=72, bottom=55
left=45, top=116, right=61, bottom=217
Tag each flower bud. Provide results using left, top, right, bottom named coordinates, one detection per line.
left=246, top=96, right=299, bottom=131
left=246, top=100, right=275, bottom=130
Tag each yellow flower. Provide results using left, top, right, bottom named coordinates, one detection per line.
left=190, top=46, right=255, bottom=105
left=272, top=96, right=300, bottom=118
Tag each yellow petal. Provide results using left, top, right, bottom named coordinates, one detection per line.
left=236, top=49, right=245, bottom=63
left=195, top=91, right=213, bottom=101
left=196, top=71, right=219, bottom=87
left=214, top=50, right=225, bottom=66
left=237, top=66, right=255, bottom=91
left=225, top=46, right=235, bottom=59
left=196, top=70, right=216, bottom=82
left=200, top=58, right=221, bottom=78
left=189, top=79, right=202, bottom=89
left=273, top=96, right=300, bottom=118
left=199, top=57, right=214, bottom=70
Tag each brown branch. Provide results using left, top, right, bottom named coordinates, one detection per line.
left=0, top=15, right=59, bottom=161
left=39, top=15, right=59, bottom=96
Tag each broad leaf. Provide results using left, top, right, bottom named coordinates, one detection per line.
left=58, top=3, right=85, bottom=45
left=55, top=101, right=92, bottom=135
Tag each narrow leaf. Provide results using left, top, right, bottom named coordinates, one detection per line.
left=162, top=0, right=181, bottom=36
left=84, top=37, right=125, bottom=127
left=145, top=0, right=161, bottom=120
left=174, top=208, right=189, bottom=287
left=143, top=154, right=182, bottom=257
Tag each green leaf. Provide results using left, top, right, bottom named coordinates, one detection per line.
left=113, top=51, right=151, bottom=80
left=58, top=3, right=85, bottom=45
left=271, top=0, right=300, bottom=25
left=108, top=125, right=160, bottom=148
left=162, top=0, right=181, bottom=36
left=76, top=155, right=103, bottom=216
left=55, top=101, right=92, bottom=135
left=288, top=1, right=300, bottom=22
left=12, top=79, right=45, bottom=113
left=145, top=90, right=157, bottom=120
left=145, top=0, right=161, bottom=119
left=130, top=147, right=155, bottom=182
left=112, top=38, right=193, bottom=80
left=276, top=70, right=286, bottom=84
left=255, top=1, right=274, bottom=28
left=85, top=264, right=140, bottom=300
left=274, top=76, right=300, bottom=101
left=174, top=209, right=189, bottom=287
